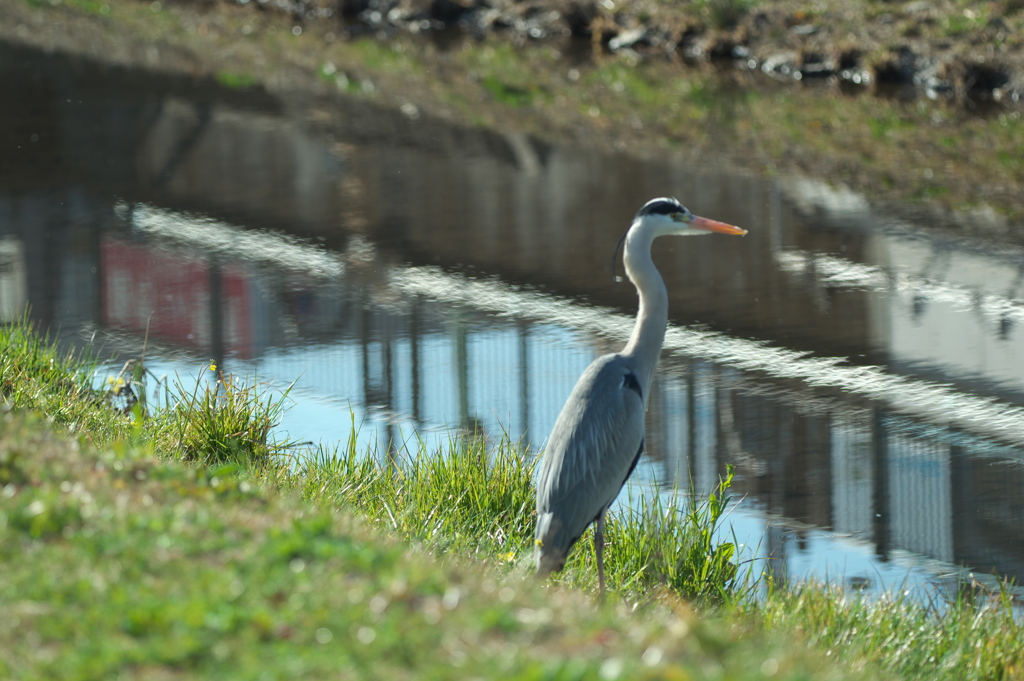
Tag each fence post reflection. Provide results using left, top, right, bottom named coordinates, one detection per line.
left=872, top=407, right=890, bottom=562
left=518, top=320, right=530, bottom=446
left=410, top=294, right=422, bottom=426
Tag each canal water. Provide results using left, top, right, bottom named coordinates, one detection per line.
left=3, top=39, right=1024, bottom=601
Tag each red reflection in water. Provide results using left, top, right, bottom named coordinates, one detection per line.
left=100, top=237, right=253, bottom=358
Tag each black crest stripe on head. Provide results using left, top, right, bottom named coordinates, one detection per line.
left=635, top=197, right=686, bottom=219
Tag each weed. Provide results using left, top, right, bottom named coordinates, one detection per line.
left=158, top=368, right=292, bottom=466
left=1, top=317, right=293, bottom=467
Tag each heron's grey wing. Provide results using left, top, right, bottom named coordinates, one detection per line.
left=535, top=354, right=646, bottom=572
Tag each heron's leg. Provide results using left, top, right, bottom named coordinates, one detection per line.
left=595, top=511, right=606, bottom=596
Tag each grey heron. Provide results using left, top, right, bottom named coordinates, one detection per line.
left=534, top=197, right=746, bottom=594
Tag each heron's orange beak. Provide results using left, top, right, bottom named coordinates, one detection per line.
left=690, top=215, right=747, bottom=236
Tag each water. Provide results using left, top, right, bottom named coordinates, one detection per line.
left=3, top=39, right=1024, bottom=602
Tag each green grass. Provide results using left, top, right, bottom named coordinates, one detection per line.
left=696, top=0, right=756, bottom=30
left=940, top=7, right=988, bottom=37
left=0, top=321, right=849, bottom=680
left=557, top=469, right=745, bottom=602
left=0, top=405, right=857, bottom=680
left=289, top=429, right=537, bottom=558
left=275, top=430, right=743, bottom=602
left=0, top=318, right=743, bottom=601
left=999, top=150, right=1021, bottom=170
left=346, top=37, right=421, bottom=75
left=2, top=319, right=1024, bottom=680
left=158, top=369, right=292, bottom=465
left=481, top=75, right=535, bottom=107
left=750, top=582, right=1024, bottom=681
left=215, top=70, right=256, bottom=90
left=30, top=0, right=115, bottom=14
left=0, top=317, right=129, bottom=443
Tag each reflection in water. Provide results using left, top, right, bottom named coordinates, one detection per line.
left=3, top=39, right=1024, bottom=601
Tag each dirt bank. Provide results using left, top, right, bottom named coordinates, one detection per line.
left=3, top=0, right=1024, bottom=227
left=199, top=0, right=1024, bottom=105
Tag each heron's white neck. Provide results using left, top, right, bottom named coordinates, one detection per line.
left=620, top=221, right=668, bottom=400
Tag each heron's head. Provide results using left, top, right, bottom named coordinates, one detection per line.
left=612, top=197, right=746, bottom=282
left=634, top=197, right=747, bottom=237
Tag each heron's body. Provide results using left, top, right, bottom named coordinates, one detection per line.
left=534, top=197, right=745, bottom=592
